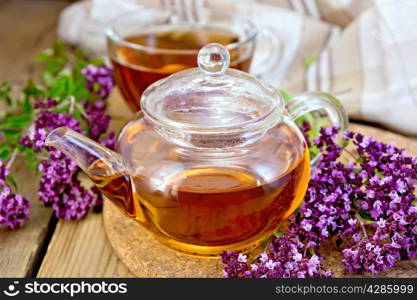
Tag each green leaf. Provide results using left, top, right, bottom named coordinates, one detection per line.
left=16, top=144, right=27, bottom=151
left=49, top=58, right=67, bottom=75
left=72, top=75, right=91, bottom=100
left=23, top=79, right=45, bottom=101
left=22, top=148, right=39, bottom=171
left=1, top=113, right=33, bottom=129
left=342, top=138, right=350, bottom=148
left=260, top=235, right=271, bottom=251
left=363, top=219, right=375, bottom=225
left=72, top=108, right=83, bottom=122
left=279, top=88, right=293, bottom=102
left=73, top=48, right=88, bottom=61
left=23, top=98, right=33, bottom=113
left=37, top=40, right=68, bottom=76
left=1, top=128, right=21, bottom=137
left=92, top=82, right=101, bottom=91
left=309, top=145, right=320, bottom=159
left=0, top=146, right=11, bottom=159
left=47, top=75, right=74, bottom=99
left=52, top=40, right=67, bottom=54
left=273, top=229, right=286, bottom=238
left=303, top=54, right=317, bottom=69
left=4, top=114, right=31, bottom=123
left=6, top=175, right=18, bottom=190
left=53, top=98, right=70, bottom=113
left=0, top=81, right=12, bottom=105
left=75, top=102, right=87, bottom=115
left=358, top=210, right=373, bottom=221
left=90, top=57, right=104, bottom=66
left=27, top=159, right=39, bottom=171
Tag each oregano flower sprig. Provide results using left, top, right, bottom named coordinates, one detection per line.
left=0, top=157, right=30, bottom=229
left=222, top=127, right=417, bottom=277
left=0, top=41, right=114, bottom=227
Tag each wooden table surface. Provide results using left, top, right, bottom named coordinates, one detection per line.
left=0, top=0, right=416, bottom=278
left=0, top=0, right=134, bottom=277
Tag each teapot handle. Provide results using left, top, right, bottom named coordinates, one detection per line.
left=250, top=27, right=281, bottom=77
left=287, top=92, right=349, bottom=165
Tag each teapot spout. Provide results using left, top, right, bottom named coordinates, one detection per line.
left=45, top=127, right=126, bottom=177
left=45, top=127, right=139, bottom=218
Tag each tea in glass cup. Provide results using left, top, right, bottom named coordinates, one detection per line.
left=106, top=8, right=257, bottom=111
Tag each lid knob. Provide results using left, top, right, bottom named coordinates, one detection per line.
left=197, top=43, right=230, bottom=75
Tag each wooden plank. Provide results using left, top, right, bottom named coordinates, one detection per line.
left=0, top=0, right=71, bottom=82
left=0, top=0, right=71, bottom=277
left=1, top=0, right=135, bottom=276
left=0, top=162, right=53, bottom=277
left=36, top=211, right=134, bottom=277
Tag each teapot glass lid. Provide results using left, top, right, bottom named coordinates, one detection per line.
left=140, top=43, right=285, bottom=134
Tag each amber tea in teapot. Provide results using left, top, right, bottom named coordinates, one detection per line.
left=46, top=44, right=348, bottom=256
left=88, top=123, right=310, bottom=253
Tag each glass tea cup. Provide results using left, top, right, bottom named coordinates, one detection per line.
left=106, top=8, right=259, bottom=111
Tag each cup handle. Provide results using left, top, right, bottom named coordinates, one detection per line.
left=250, top=27, right=281, bottom=77
left=287, top=92, right=349, bottom=165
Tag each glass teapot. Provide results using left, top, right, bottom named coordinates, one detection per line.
left=46, top=44, right=348, bottom=256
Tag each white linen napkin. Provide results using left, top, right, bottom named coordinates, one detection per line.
left=57, top=0, right=417, bottom=136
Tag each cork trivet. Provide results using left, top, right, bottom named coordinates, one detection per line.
left=103, top=200, right=223, bottom=277
left=103, top=124, right=417, bottom=277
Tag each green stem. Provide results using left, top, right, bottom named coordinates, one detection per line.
left=343, top=148, right=358, bottom=162
left=69, top=95, right=75, bottom=114
left=6, top=148, right=18, bottom=169
left=75, top=103, right=90, bottom=119
left=355, top=214, right=368, bottom=238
